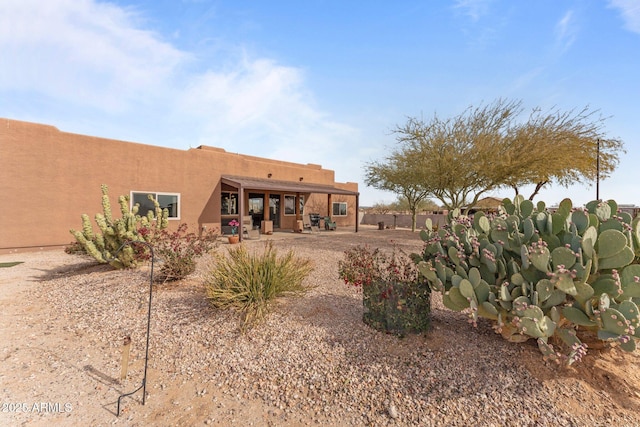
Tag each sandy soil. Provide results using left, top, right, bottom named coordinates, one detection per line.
left=2, top=229, right=640, bottom=426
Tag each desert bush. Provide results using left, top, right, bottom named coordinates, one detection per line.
left=64, top=240, right=86, bottom=255
left=204, top=241, right=314, bottom=330
left=151, top=223, right=219, bottom=282
left=415, top=196, right=640, bottom=365
left=339, top=245, right=430, bottom=335
left=70, top=185, right=167, bottom=268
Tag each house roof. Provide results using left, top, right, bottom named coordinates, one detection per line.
left=221, top=175, right=359, bottom=196
left=472, top=197, right=505, bottom=209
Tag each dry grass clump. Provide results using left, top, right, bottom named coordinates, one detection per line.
left=204, top=241, right=314, bottom=329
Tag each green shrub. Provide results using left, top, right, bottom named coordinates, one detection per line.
left=70, top=184, right=168, bottom=268
left=152, top=223, right=219, bottom=282
left=339, top=246, right=430, bottom=335
left=204, top=241, right=314, bottom=330
left=415, top=196, right=640, bottom=365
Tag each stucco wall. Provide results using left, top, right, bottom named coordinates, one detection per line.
left=0, top=118, right=358, bottom=251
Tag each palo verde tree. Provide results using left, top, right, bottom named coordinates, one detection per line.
left=365, top=150, right=431, bottom=231
left=500, top=105, right=625, bottom=200
left=389, top=99, right=521, bottom=212
left=379, top=99, right=624, bottom=212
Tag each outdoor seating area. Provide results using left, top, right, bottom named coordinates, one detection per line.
left=219, top=212, right=342, bottom=242
left=301, top=213, right=337, bottom=233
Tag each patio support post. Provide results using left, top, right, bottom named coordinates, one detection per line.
left=239, top=185, right=245, bottom=242
left=264, top=191, right=270, bottom=221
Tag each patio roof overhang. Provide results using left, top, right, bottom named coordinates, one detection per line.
left=221, top=175, right=359, bottom=196
left=220, top=175, right=360, bottom=239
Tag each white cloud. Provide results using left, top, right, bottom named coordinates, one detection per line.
left=0, top=0, right=188, bottom=112
left=176, top=55, right=360, bottom=167
left=555, top=10, right=578, bottom=53
left=609, top=0, right=640, bottom=33
left=179, top=57, right=307, bottom=129
left=453, top=0, right=494, bottom=22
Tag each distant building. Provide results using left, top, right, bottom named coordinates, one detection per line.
left=0, top=118, right=359, bottom=252
left=617, top=204, right=640, bottom=218
left=465, top=196, right=505, bottom=214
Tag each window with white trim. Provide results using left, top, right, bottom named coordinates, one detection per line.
left=332, top=202, right=347, bottom=216
left=131, top=192, right=180, bottom=219
left=284, top=195, right=304, bottom=215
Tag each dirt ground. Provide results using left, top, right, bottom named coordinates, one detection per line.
left=0, top=244, right=295, bottom=427
left=2, top=229, right=640, bottom=426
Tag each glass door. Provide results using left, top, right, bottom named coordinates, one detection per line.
left=248, top=193, right=264, bottom=226
left=269, top=195, right=281, bottom=228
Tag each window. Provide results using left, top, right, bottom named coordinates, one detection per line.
left=221, top=192, right=238, bottom=215
left=284, top=195, right=304, bottom=215
left=131, top=192, right=180, bottom=219
left=332, top=202, right=347, bottom=216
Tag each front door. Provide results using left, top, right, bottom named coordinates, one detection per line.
left=269, top=195, right=281, bottom=228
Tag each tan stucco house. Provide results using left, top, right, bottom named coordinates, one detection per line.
left=0, top=118, right=359, bottom=252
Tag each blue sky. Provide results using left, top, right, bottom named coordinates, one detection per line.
left=1, top=0, right=638, bottom=207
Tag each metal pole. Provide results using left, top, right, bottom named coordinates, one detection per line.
left=115, top=241, right=155, bottom=416
left=596, top=138, right=600, bottom=201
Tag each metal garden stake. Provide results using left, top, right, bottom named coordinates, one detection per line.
left=111, top=241, right=155, bottom=417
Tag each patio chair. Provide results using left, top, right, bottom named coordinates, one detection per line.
left=324, top=216, right=336, bottom=231
left=242, top=216, right=251, bottom=236
left=303, top=214, right=320, bottom=233
left=243, top=216, right=260, bottom=239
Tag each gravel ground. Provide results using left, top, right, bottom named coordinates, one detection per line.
left=1, top=227, right=640, bottom=426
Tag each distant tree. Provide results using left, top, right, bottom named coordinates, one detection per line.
left=389, top=195, right=439, bottom=213
left=364, top=151, right=431, bottom=231
left=389, top=99, right=624, bottom=211
left=370, top=202, right=391, bottom=215
left=419, top=198, right=441, bottom=212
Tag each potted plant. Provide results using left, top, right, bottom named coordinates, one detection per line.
left=228, top=219, right=240, bottom=244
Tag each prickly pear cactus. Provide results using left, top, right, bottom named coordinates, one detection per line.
left=415, top=196, right=640, bottom=365
left=70, top=184, right=168, bottom=268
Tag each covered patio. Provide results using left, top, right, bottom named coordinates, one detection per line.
left=220, top=175, right=360, bottom=242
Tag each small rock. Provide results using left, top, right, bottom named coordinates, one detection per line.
left=388, top=403, right=398, bottom=419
